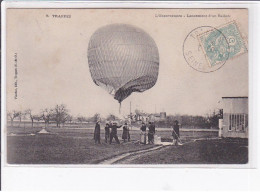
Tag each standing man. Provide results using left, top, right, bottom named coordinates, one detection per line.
left=122, top=122, right=130, bottom=142
left=140, top=122, right=147, bottom=145
left=172, top=120, right=181, bottom=145
left=94, top=121, right=101, bottom=144
left=104, top=123, right=110, bottom=143
left=148, top=122, right=156, bottom=144
left=110, top=122, right=122, bottom=144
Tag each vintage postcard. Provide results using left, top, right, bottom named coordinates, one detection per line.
left=4, top=8, right=248, bottom=165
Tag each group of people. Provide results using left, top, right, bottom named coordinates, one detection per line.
left=94, top=121, right=130, bottom=144
left=140, top=122, right=156, bottom=145
left=94, top=120, right=181, bottom=145
left=139, top=120, right=181, bottom=145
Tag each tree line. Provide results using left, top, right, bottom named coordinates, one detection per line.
left=7, top=104, right=121, bottom=128
left=7, top=104, right=223, bottom=129
left=133, top=109, right=223, bottom=129
left=154, top=110, right=223, bottom=129
left=7, top=104, right=70, bottom=128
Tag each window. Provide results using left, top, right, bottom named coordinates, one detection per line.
left=228, top=113, right=248, bottom=132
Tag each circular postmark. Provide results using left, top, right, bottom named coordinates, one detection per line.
left=183, top=26, right=230, bottom=73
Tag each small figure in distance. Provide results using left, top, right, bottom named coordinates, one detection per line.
left=172, top=120, right=183, bottom=146
left=105, top=123, right=110, bottom=143
left=140, top=122, right=147, bottom=145
left=148, top=122, right=156, bottom=144
left=94, top=121, right=101, bottom=144
left=122, top=122, right=130, bottom=142
left=110, top=121, right=122, bottom=144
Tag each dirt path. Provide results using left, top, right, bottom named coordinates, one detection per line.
left=98, top=137, right=222, bottom=164
left=114, top=138, right=223, bottom=164
left=114, top=146, right=171, bottom=164
left=98, top=145, right=165, bottom=164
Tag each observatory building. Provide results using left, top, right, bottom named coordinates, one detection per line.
left=220, top=97, right=248, bottom=138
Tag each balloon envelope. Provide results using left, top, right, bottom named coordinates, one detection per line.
left=87, top=24, right=159, bottom=103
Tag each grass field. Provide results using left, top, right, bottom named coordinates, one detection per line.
left=7, top=124, right=244, bottom=165
left=118, top=138, right=248, bottom=164
left=7, top=134, right=155, bottom=164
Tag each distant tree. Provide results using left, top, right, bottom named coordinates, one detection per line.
left=25, top=109, right=41, bottom=128
left=7, top=110, right=20, bottom=126
left=92, top=113, right=100, bottom=123
left=166, top=115, right=175, bottom=126
left=67, top=115, right=73, bottom=124
left=17, top=111, right=23, bottom=127
left=52, top=104, right=69, bottom=128
left=159, top=114, right=212, bottom=129
left=41, top=108, right=52, bottom=128
left=61, top=114, right=72, bottom=127
left=209, top=109, right=222, bottom=129
left=25, top=109, right=33, bottom=127
left=77, top=116, right=87, bottom=123
left=106, top=114, right=116, bottom=121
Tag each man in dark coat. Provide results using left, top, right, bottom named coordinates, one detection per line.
left=122, top=122, right=130, bottom=142
left=140, top=122, right=147, bottom=144
left=148, top=122, right=156, bottom=144
left=94, top=121, right=101, bottom=144
left=110, top=122, right=122, bottom=144
left=140, top=122, right=146, bottom=132
left=104, top=123, right=110, bottom=143
left=172, top=120, right=181, bottom=145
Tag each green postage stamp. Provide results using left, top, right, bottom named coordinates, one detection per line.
left=198, top=21, right=247, bottom=67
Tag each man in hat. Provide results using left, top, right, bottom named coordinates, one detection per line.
left=140, top=122, right=147, bottom=144
left=94, top=121, right=101, bottom=144
left=104, top=123, right=110, bottom=143
left=172, top=120, right=182, bottom=145
left=148, top=122, right=156, bottom=144
left=110, top=122, right=122, bottom=144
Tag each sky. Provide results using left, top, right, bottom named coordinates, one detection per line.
left=6, top=9, right=248, bottom=118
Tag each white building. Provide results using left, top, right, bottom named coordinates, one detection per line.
left=220, top=97, right=248, bottom=138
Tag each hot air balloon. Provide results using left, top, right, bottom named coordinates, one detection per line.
left=87, top=24, right=159, bottom=104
